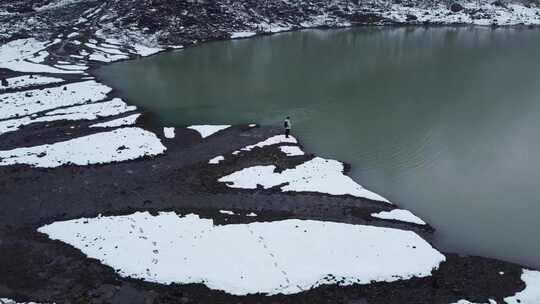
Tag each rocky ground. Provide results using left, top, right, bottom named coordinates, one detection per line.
left=1, top=0, right=540, bottom=304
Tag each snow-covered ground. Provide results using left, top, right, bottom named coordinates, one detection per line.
left=383, top=2, right=540, bottom=26
left=38, top=212, right=445, bottom=295
left=371, top=209, right=426, bottom=225
left=219, top=156, right=390, bottom=202
left=0, top=128, right=166, bottom=168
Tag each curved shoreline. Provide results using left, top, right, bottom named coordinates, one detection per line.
left=1, top=1, right=540, bottom=303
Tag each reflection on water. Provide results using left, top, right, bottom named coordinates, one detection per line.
left=97, top=27, right=540, bottom=268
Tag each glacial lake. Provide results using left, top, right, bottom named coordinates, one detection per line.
left=97, top=27, right=540, bottom=269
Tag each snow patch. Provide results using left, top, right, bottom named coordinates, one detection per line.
left=219, top=157, right=390, bottom=203
left=0, top=80, right=112, bottom=120
left=90, top=113, right=141, bottom=128
left=279, top=146, right=305, bottom=156
left=0, top=128, right=166, bottom=168
left=209, top=155, right=225, bottom=164
left=0, top=75, right=64, bottom=91
left=163, top=127, right=175, bottom=139
left=38, top=212, right=445, bottom=295
left=231, top=31, right=257, bottom=39
left=188, top=125, right=230, bottom=138
left=0, top=98, right=136, bottom=135
left=241, top=135, right=297, bottom=152
left=451, top=300, right=496, bottom=304
left=371, top=209, right=426, bottom=225
left=219, top=210, right=235, bottom=215
left=505, top=269, right=540, bottom=304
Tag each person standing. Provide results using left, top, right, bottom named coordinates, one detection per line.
left=284, top=116, right=292, bottom=138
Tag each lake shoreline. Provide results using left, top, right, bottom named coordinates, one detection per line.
left=1, top=1, right=540, bottom=302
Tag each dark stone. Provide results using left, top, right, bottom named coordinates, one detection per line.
left=492, top=0, right=508, bottom=8
left=450, top=3, right=465, bottom=12
left=406, top=14, right=418, bottom=21
left=1, top=78, right=8, bottom=87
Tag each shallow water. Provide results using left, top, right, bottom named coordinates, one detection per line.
left=97, top=27, right=540, bottom=269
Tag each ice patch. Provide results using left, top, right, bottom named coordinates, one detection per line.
left=219, top=157, right=390, bottom=202
left=371, top=209, right=426, bottom=225
left=38, top=212, right=445, bottom=295
left=0, top=127, right=166, bottom=168
left=505, top=269, right=540, bottom=304
left=188, top=125, right=230, bottom=138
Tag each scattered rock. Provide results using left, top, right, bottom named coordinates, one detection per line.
left=450, top=3, right=464, bottom=12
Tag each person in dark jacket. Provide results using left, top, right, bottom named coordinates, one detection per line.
left=284, top=116, right=291, bottom=138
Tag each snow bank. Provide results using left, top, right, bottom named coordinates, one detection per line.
left=188, top=125, right=230, bottom=138
left=0, top=75, right=64, bottom=91
left=38, top=212, right=444, bottom=295
left=505, top=269, right=540, bottom=304
left=90, top=113, right=141, bottom=128
left=0, top=127, right=166, bottom=168
left=0, top=38, right=83, bottom=74
left=279, top=146, right=305, bottom=156
left=219, top=157, right=390, bottom=203
left=371, top=209, right=426, bottom=225
left=0, top=81, right=112, bottom=120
